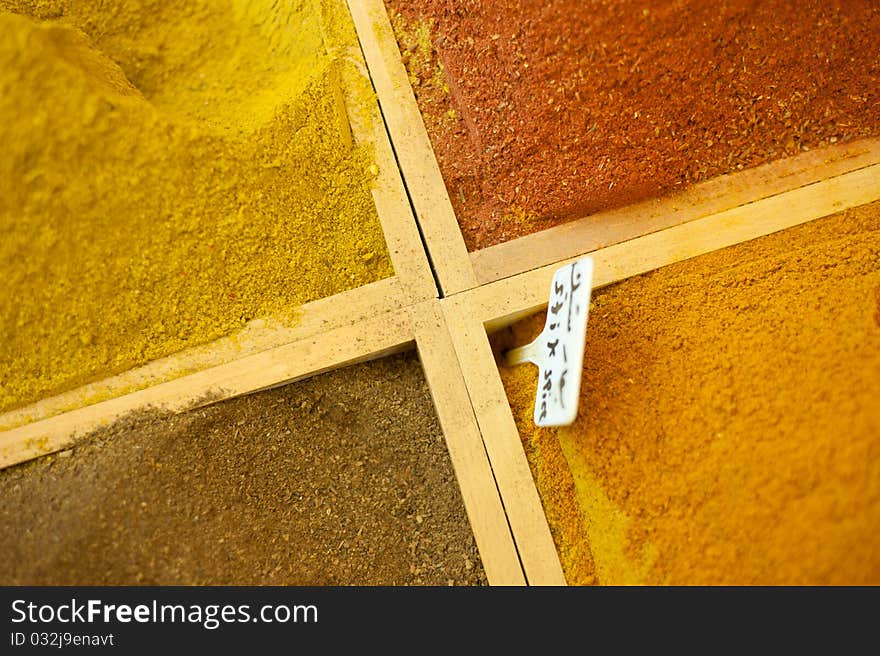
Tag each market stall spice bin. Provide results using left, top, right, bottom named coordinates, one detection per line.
left=498, top=203, right=880, bottom=585
left=0, top=354, right=486, bottom=585
left=385, top=0, right=880, bottom=248
left=1, top=1, right=377, bottom=409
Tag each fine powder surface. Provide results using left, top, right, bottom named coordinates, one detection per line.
left=0, top=1, right=393, bottom=412
left=386, top=0, right=880, bottom=250
left=499, top=203, right=880, bottom=585
left=0, top=353, right=486, bottom=585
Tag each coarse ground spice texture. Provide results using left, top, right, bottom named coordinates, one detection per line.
left=498, top=203, right=880, bottom=585
left=386, top=0, right=880, bottom=250
left=0, top=1, right=393, bottom=412
left=0, top=353, right=486, bottom=585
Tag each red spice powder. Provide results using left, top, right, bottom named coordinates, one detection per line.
left=386, top=0, right=880, bottom=250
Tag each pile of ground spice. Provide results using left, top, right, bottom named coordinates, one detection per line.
left=0, top=353, right=486, bottom=585
left=387, top=0, right=880, bottom=250
left=0, top=1, right=393, bottom=412
left=498, top=203, right=880, bottom=585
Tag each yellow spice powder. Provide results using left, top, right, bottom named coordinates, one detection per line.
left=0, top=0, right=393, bottom=412
left=499, top=203, right=880, bottom=585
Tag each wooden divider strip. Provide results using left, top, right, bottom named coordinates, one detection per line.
left=351, top=88, right=438, bottom=304
left=468, top=163, right=880, bottom=332
left=347, top=0, right=478, bottom=296
left=1, top=277, right=406, bottom=432
left=411, top=301, right=526, bottom=585
left=471, top=138, right=880, bottom=285
left=1, top=307, right=414, bottom=470
left=440, top=295, right=567, bottom=585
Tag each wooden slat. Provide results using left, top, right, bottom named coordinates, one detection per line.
left=349, top=89, right=438, bottom=304
left=441, top=295, right=567, bottom=586
left=346, top=0, right=478, bottom=296
left=411, top=301, right=526, bottom=585
left=0, top=308, right=414, bottom=470
left=344, top=53, right=438, bottom=304
left=1, top=276, right=406, bottom=432
left=469, top=163, right=880, bottom=332
left=471, top=138, right=880, bottom=285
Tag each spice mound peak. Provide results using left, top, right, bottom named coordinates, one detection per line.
left=6, top=0, right=336, bottom=133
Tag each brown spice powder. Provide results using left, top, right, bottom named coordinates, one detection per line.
left=499, top=203, right=880, bottom=584
left=387, top=0, right=880, bottom=250
left=0, top=353, right=486, bottom=585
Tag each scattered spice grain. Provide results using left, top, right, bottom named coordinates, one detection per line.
left=499, top=203, right=880, bottom=584
left=387, top=0, right=880, bottom=249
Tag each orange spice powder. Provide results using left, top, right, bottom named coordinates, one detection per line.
left=499, top=202, right=880, bottom=584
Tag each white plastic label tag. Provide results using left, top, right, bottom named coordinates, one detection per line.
left=534, top=256, right=593, bottom=426
left=505, top=256, right=593, bottom=426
